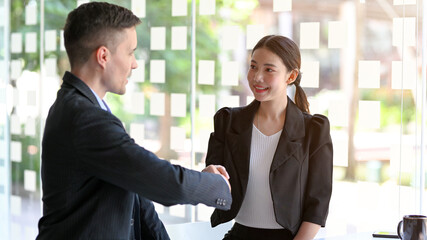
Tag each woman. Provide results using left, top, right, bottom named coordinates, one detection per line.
left=206, top=35, right=333, bottom=240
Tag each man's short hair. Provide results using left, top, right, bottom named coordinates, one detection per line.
left=63, top=2, right=141, bottom=68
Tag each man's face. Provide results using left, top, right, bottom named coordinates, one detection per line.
left=103, top=27, right=138, bottom=95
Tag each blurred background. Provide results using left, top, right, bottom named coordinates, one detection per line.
left=0, top=0, right=426, bottom=239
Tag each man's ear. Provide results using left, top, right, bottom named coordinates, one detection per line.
left=95, top=46, right=109, bottom=69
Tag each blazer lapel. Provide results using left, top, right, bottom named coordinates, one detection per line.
left=62, top=71, right=101, bottom=108
left=226, top=100, right=259, bottom=194
left=270, top=98, right=305, bottom=172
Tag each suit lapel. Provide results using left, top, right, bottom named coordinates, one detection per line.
left=62, top=71, right=101, bottom=108
left=270, top=98, right=305, bottom=172
left=226, top=100, right=259, bottom=194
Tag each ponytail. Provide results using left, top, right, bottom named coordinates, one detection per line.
left=292, top=73, right=310, bottom=113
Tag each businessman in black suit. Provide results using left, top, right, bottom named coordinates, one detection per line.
left=36, top=2, right=231, bottom=240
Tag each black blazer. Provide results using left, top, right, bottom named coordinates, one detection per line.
left=206, top=99, right=333, bottom=234
left=37, top=72, right=231, bottom=240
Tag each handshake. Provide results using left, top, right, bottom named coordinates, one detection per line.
left=202, top=165, right=231, bottom=192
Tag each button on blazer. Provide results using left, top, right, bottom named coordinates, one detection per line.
left=206, top=98, right=333, bottom=235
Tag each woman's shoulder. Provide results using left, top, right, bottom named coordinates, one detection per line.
left=303, top=112, right=332, bottom=143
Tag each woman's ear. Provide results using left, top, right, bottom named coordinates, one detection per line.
left=287, top=69, right=299, bottom=84
left=95, top=46, right=109, bottom=69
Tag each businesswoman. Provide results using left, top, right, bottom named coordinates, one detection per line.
left=206, top=35, right=333, bottom=240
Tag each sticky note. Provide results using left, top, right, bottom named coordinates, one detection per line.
left=328, top=99, right=348, bottom=127
left=45, top=58, right=57, bottom=77
left=13, top=87, right=19, bottom=107
left=328, top=21, right=347, bottom=48
left=198, top=94, right=215, bottom=117
left=391, top=60, right=416, bottom=90
left=273, top=0, right=292, bottom=12
left=132, top=0, right=146, bottom=18
left=0, top=7, right=5, bottom=26
left=11, top=195, right=21, bottom=216
left=24, top=170, right=37, bottom=192
left=11, top=141, right=22, bottom=162
left=170, top=126, right=186, bottom=151
left=150, top=92, right=165, bottom=116
left=60, top=30, right=65, bottom=51
left=130, top=123, right=144, bottom=146
left=393, top=17, right=416, bottom=47
left=331, top=131, right=349, bottom=167
left=172, top=0, right=187, bottom=16
left=25, top=3, right=37, bottom=25
left=199, top=0, right=215, bottom=15
left=246, top=25, right=265, bottom=49
left=0, top=141, right=6, bottom=159
left=221, top=26, right=240, bottom=50
left=198, top=60, right=215, bottom=85
left=358, top=61, right=380, bottom=88
left=221, top=61, right=239, bottom=86
left=25, top=32, right=37, bottom=53
left=131, top=92, right=144, bottom=115
left=11, top=33, right=22, bottom=53
left=196, top=129, right=211, bottom=153
left=393, top=0, right=416, bottom=5
left=300, top=22, right=320, bottom=49
left=359, top=100, right=380, bottom=129
left=219, top=95, right=239, bottom=109
left=45, top=30, right=57, bottom=52
left=0, top=167, right=5, bottom=183
left=10, top=114, right=21, bottom=135
left=300, top=61, right=319, bottom=88
left=171, top=26, right=187, bottom=50
left=130, top=60, right=145, bottom=83
left=150, top=60, right=165, bottom=83
left=171, top=93, right=186, bottom=117
left=150, top=27, right=166, bottom=50
left=77, top=0, right=89, bottom=7
left=25, top=117, right=36, bottom=136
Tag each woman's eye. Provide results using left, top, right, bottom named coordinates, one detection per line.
left=266, top=68, right=273, bottom=72
left=250, top=65, right=256, bottom=69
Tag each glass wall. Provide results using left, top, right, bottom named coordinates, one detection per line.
left=1, top=0, right=426, bottom=239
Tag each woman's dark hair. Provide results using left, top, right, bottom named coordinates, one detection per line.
left=63, top=2, right=141, bottom=68
left=252, top=35, right=310, bottom=113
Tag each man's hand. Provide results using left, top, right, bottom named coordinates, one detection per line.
left=202, top=165, right=231, bottom=192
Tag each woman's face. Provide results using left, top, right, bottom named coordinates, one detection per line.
left=247, top=47, right=293, bottom=103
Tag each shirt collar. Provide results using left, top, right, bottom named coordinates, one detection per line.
left=88, top=88, right=108, bottom=112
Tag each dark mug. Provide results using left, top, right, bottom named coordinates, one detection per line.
left=397, top=215, right=427, bottom=240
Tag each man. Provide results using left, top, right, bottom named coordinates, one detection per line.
left=36, top=2, right=231, bottom=240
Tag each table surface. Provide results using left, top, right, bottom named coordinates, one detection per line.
left=165, top=221, right=398, bottom=240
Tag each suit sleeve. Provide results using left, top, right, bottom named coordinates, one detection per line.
left=302, top=114, right=333, bottom=226
left=71, top=107, right=231, bottom=210
left=206, top=108, right=230, bottom=166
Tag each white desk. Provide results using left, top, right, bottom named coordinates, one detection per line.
left=166, top=222, right=397, bottom=240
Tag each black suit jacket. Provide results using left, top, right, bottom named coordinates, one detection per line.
left=206, top=99, right=333, bottom=234
left=37, top=72, right=231, bottom=240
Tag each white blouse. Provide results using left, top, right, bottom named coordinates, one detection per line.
left=235, top=124, right=284, bottom=229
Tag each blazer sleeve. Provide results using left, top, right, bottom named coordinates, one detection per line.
left=71, top=107, right=231, bottom=210
left=302, top=114, right=333, bottom=226
left=205, top=107, right=230, bottom=166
